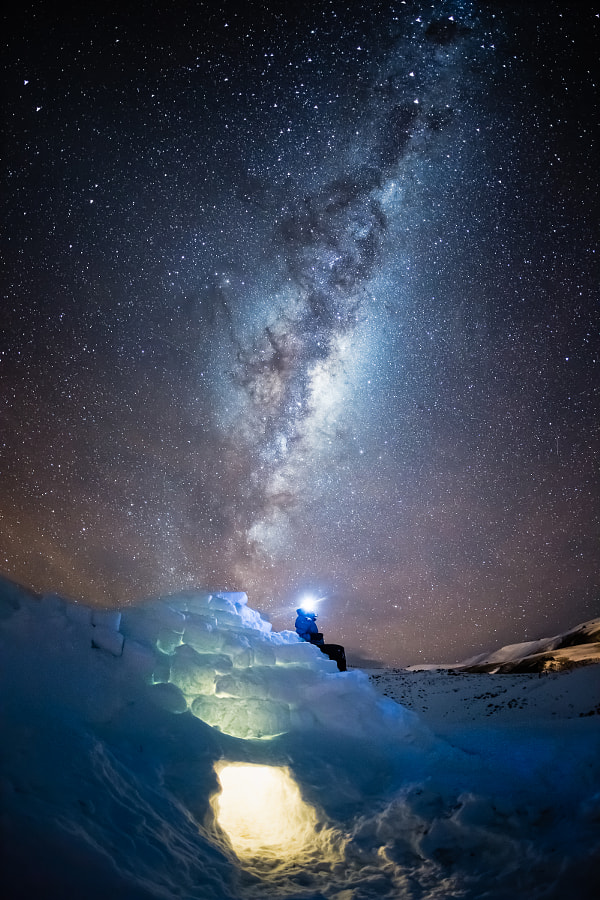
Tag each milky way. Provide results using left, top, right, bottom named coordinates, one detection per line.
left=217, top=8, right=483, bottom=576
left=1, top=0, right=598, bottom=664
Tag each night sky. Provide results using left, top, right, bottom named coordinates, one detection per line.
left=2, top=0, right=598, bottom=665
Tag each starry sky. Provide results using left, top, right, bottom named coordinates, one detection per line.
left=1, top=0, right=598, bottom=665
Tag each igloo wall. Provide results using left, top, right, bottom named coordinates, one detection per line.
left=119, top=590, right=341, bottom=739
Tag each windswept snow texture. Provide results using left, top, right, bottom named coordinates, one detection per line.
left=1, top=577, right=599, bottom=900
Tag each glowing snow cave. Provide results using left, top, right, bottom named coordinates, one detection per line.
left=213, top=763, right=320, bottom=860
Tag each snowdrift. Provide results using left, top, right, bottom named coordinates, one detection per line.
left=1, top=576, right=599, bottom=899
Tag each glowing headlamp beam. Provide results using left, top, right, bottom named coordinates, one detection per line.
left=298, top=594, right=325, bottom=614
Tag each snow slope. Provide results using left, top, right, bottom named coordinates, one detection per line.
left=1, top=576, right=599, bottom=900
left=367, top=666, right=600, bottom=731
left=422, top=617, right=600, bottom=673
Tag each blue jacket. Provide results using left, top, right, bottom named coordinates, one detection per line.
left=295, top=612, right=318, bottom=641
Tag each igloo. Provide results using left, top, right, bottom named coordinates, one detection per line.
left=119, top=590, right=342, bottom=739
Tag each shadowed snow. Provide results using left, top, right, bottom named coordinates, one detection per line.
left=1, top=577, right=598, bottom=899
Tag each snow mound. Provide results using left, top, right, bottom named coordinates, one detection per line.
left=122, top=587, right=339, bottom=739
left=118, top=587, right=424, bottom=741
left=0, top=579, right=423, bottom=743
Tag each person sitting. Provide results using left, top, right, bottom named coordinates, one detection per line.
left=294, top=608, right=346, bottom=671
left=295, top=608, right=323, bottom=645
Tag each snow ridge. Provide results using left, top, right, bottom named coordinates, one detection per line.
left=455, top=617, right=600, bottom=673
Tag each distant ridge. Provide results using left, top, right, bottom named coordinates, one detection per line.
left=454, top=617, right=600, bottom=674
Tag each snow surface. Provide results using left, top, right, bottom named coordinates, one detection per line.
left=1, top=576, right=599, bottom=899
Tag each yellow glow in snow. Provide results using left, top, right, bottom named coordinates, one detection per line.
left=213, top=763, right=319, bottom=859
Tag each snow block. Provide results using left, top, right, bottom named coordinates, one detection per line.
left=170, top=666, right=217, bottom=697
left=64, top=602, right=93, bottom=626
left=215, top=670, right=269, bottom=701
left=119, top=607, right=153, bottom=643
left=250, top=640, right=277, bottom=667
left=274, top=641, right=324, bottom=666
left=266, top=665, right=325, bottom=703
left=220, top=633, right=253, bottom=668
left=208, top=595, right=239, bottom=613
left=213, top=610, right=245, bottom=628
left=169, top=644, right=231, bottom=696
left=217, top=590, right=248, bottom=606
left=183, top=616, right=223, bottom=654
left=237, top=605, right=272, bottom=633
left=91, top=624, right=124, bottom=657
left=269, top=629, right=300, bottom=644
left=156, top=632, right=183, bottom=654
left=178, top=645, right=234, bottom=675
left=91, top=609, right=122, bottom=631
left=190, top=695, right=291, bottom=739
left=151, top=653, right=172, bottom=684
left=120, top=606, right=184, bottom=651
left=121, top=639, right=157, bottom=680
left=177, top=590, right=213, bottom=613
left=140, top=601, right=187, bottom=633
